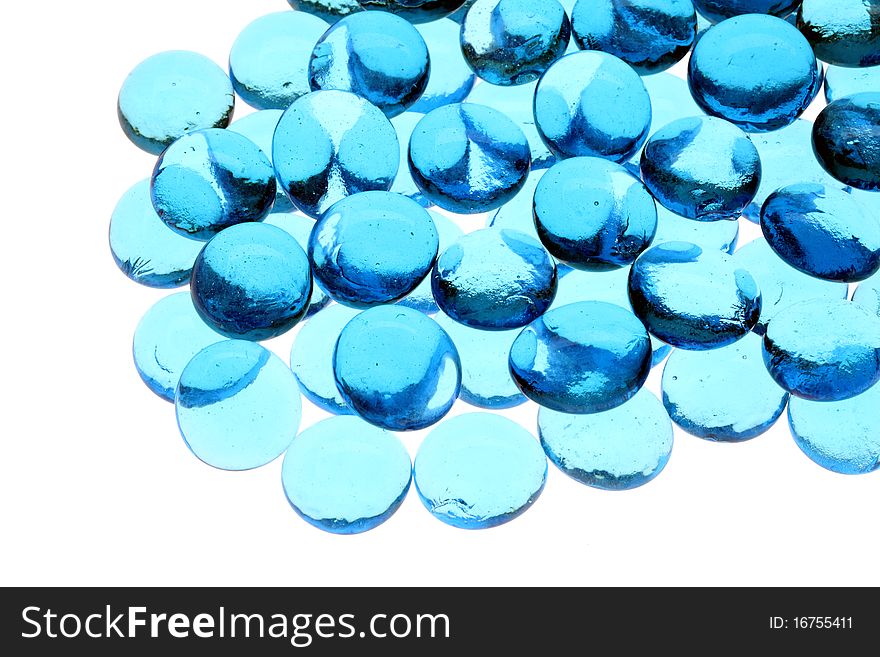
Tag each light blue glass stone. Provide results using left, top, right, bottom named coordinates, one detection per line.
left=191, top=223, right=312, bottom=340
left=411, top=20, right=476, bottom=113
left=853, top=273, right=880, bottom=317
left=228, top=109, right=293, bottom=212
left=151, top=129, right=276, bottom=240
left=273, top=90, right=399, bottom=218
left=653, top=205, right=739, bottom=254
left=640, top=116, right=761, bottom=221
left=390, top=112, right=431, bottom=207
left=117, top=51, right=234, bottom=155
left=309, top=12, right=429, bottom=118
left=509, top=301, right=652, bottom=413
left=333, top=305, right=461, bottom=430
left=694, top=0, right=800, bottom=23
left=409, top=103, right=531, bottom=213
left=788, top=384, right=880, bottom=475
left=762, top=298, right=880, bottom=401
left=534, top=51, right=652, bottom=162
left=824, top=65, right=880, bottom=103
left=414, top=413, right=547, bottom=529
left=109, top=180, right=203, bottom=288
left=539, top=388, right=673, bottom=490
left=432, top=228, right=557, bottom=329
left=281, top=416, right=412, bottom=533
left=309, top=191, right=439, bottom=307
left=798, top=0, right=880, bottom=67
left=132, top=293, right=225, bottom=402
left=288, top=0, right=363, bottom=24
left=662, top=333, right=788, bottom=442
left=813, top=93, right=880, bottom=191
left=176, top=341, right=301, bottom=470
left=629, top=241, right=762, bottom=349
left=358, top=0, right=466, bottom=22
left=397, top=212, right=464, bottom=313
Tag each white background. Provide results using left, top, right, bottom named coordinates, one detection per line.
left=1, top=0, right=876, bottom=587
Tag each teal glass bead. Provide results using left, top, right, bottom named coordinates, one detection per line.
left=853, top=273, right=880, bottom=317
left=824, top=64, right=880, bottom=103
left=812, top=93, right=880, bottom=191
left=653, top=205, right=739, bottom=254
left=397, top=211, right=464, bottom=313
left=227, top=109, right=292, bottom=212
left=288, top=0, right=363, bottom=24
left=390, top=112, right=432, bottom=207
left=411, top=20, right=476, bottom=113
left=797, top=0, right=880, bottom=68
left=694, top=0, right=800, bottom=23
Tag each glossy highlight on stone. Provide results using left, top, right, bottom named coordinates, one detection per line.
left=288, top=0, right=362, bottom=24
left=411, top=20, right=476, bottom=113
left=653, top=205, right=739, bottom=254
left=824, top=64, right=880, bottom=103
left=228, top=110, right=292, bottom=212
left=798, top=0, right=880, bottom=67
left=358, top=0, right=466, bottom=23
left=812, top=93, right=880, bottom=191
left=693, top=0, right=801, bottom=23
left=397, top=211, right=464, bottom=313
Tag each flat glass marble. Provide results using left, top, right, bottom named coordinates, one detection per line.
left=390, top=112, right=432, bottom=207
left=151, top=129, right=275, bottom=240
left=853, top=273, right=880, bottom=317
left=288, top=0, right=363, bottom=24
left=132, top=293, right=225, bottom=402
left=117, top=51, right=234, bottom=155
left=812, top=93, right=880, bottom=191
left=281, top=416, right=412, bottom=533
left=662, top=333, right=789, bottom=442
left=411, top=20, right=476, bottom=113
left=509, top=301, right=652, bottom=413
left=358, top=0, right=466, bottom=22
left=191, top=223, right=312, bottom=340
left=413, top=413, right=547, bottom=529
left=798, top=0, right=880, bottom=67
left=824, top=65, right=880, bottom=103
left=653, top=205, right=739, bottom=254
left=228, top=110, right=292, bottom=212
left=273, top=90, right=399, bottom=218
left=539, top=388, right=673, bottom=490
left=432, top=228, right=557, bottom=329
left=534, top=51, right=652, bottom=162
left=397, top=211, right=464, bottom=314
left=176, top=340, right=301, bottom=471
left=693, top=0, right=801, bottom=23
left=333, top=305, right=461, bottom=430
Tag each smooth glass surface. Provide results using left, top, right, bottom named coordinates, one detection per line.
left=853, top=273, right=880, bottom=317
left=694, top=0, right=800, bottom=23
left=397, top=211, right=464, bottom=314
left=411, top=19, right=476, bottom=113
left=824, top=64, right=880, bottom=102
left=228, top=110, right=292, bottom=212
left=487, top=169, right=546, bottom=241
left=358, top=0, right=466, bottom=23
left=288, top=0, right=362, bottom=24
left=798, top=0, right=880, bottom=67
left=653, top=205, right=739, bottom=254
left=390, top=112, right=432, bottom=207
left=812, top=93, right=880, bottom=191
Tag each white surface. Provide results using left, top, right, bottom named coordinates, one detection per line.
left=1, top=0, right=876, bottom=587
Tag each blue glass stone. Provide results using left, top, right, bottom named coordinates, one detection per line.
left=397, top=211, right=464, bottom=313
left=132, top=293, right=225, bottom=402
left=629, top=241, right=762, bottom=349
left=534, top=51, right=652, bottom=162
left=798, top=0, right=880, bottom=67
left=333, top=305, right=461, bottom=430
left=413, top=413, right=547, bottom=529
left=358, top=0, right=466, bottom=22
left=824, top=64, right=880, bottom=103
left=176, top=340, right=301, bottom=471
left=411, top=20, right=476, bottom=113
left=653, top=205, right=739, bottom=254
left=571, top=0, right=696, bottom=74
left=853, top=273, right=880, bottom=317
left=390, top=112, right=431, bottom=206
left=309, top=191, right=439, bottom=307
left=539, top=388, right=673, bottom=489
left=509, top=300, right=652, bottom=412
left=229, top=12, right=328, bottom=111
left=281, top=416, right=412, bottom=533
left=640, top=116, right=761, bottom=221
left=533, top=157, right=657, bottom=270
left=117, top=51, right=234, bottom=155
left=433, top=228, right=557, bottom=329
left=309, top=12, right=429, bottom=118
left=109, top=180, right=203, bottom=288
left=273, top=90, right=399, bottom=218
left=662, top=333, right=789, bottom=442
left=812, top=93, right=880, bottom=191
left=288, top=0, right=363, bottom=24
left=228, top=110, right=292, bottom=212
left=693, top=0, right=801, bottom=23
left=688, top=14, right=819, bottom=131
left=191, top=223, right=312, bottom=340
left=151, top=129, right=276, bottom=240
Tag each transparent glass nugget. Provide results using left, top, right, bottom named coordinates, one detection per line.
left=151, top=129, right=275, bottom=240
left=411, top=20, right=476, bottom=113
left=333, top=306, right=461, bottom=430
left=798, top=0, right=880, bottom=67
left=390, top=113, right=432, bottom=207
left=812, top=93, right=880, bottom=191
left=853, top=273, right=880, bottom=317
left=408, top=103, right=531, bottom=213
left=397, top=212, right=463, bottom=314
left=176, top=341, right=301, bottom=471
left=509, top=301, right=652, bottom=413
left=191, top=223, right=312, bottom=340
left=413, top=413, right=547, bottom=529
left=688, top=15, right=819, bottom=131
left=228, top=110, right=291, bottom=212
left=653, top=205, right=739, bottom=254
left=273, top=90, right=399, bottom=218
left=117, top=51, right=234, bottom=155
left=288, top=0, right=362, bottom=24
left=358, top=0, right=466, bottom=22
left=281, top=416, right=412, bottom=533
left=539, top=389, right=673, bottom=490
left=693, top=0, right=800, bottom=23
left=309, top=12, right=429, bottom=118
left=824, top=65, right=880, bottom=103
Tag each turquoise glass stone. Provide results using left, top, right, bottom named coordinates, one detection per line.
left=414, top=413, right=547, bottom=529
left=397, top=211, right=464, bottom=314
left=653, top=205, right=739, bottom=254
left=824, top=65, right=880, bottom=103
left=411, top=20, right=476, bottom=113
left=694, top=0, right=800, bottom=23
left=798, top=0, right=880, bottom=67
left=390, top=112, right=432, bottom=207
left=176, top=340, right=301, bottom=471
left=288, top=0, right=362, bottom=24
left=281, top=416, right=412, bottom=533
left=117, top=51, right=234, bottom=155
left=358, top=0, right=466, bottom=23
left=227, top=109, right=292, bottom=212
left=813, top=93, right=880, bottom=191
left=539, top=388, right=673, bottom=490
left=853, top=273, right=880, bottom=317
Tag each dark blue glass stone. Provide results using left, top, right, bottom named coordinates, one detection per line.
left=390, top=112, right=432, bottom=206
left=694, top=0, right=801, bottom=23
left=798, top=0, right=880, bottom=67
left=812, top=93, right=880, bottom=191
left=358, top=0, right=466, bottom=23
left=853, top=273, right=880, bottom=317
left=397, top=211, right=463, bottom=313
left=228, top=109, right=292, bottom=212
left=824, top=64, right=880, bottom=102
left=411, top=20, right=476, bottom=113
left=654, top=205, right=739, bottom=254
left=288, top=0, right=363, bottom=24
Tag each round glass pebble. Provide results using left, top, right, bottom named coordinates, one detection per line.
left=798, top=0, right=880, bottom=67
left=117, top=51, right=234, bottom=155
left=390, top=112, right=431, bottom=207
left=824, top=64, right=880, bottom=103
left=693, top=0, right=801, bottom=23
left=281, top=416, right=412, bottom=533
left=812, top=93, right=880, bottom=191
left=288, top=0, right=362, bottom=23
left=853, top=273, right=880, bottom=317
left=539, top=388, right=673, bottom=490
left=653, top=205, right=739, bottom=254
left=333, top=305, right=461, bottom=430
left=397, top=211, right=464, bottom=314
left=358, top=0, right=466, bottom=22
left=509, top=301, right=652, bottom=413
left=151, top=129, right=275, bottom=240
left=413, top=413, right=547, bottom=529
left=191, top=223, right=312, bottom=341
left=411, top=20, right=476, bottom=113
left=228, top=110, right=292, bottom=212
left=273, top=90, right=399, bottom=218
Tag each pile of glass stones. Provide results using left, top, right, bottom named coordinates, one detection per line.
left=111, top=0, right=880, bottom=534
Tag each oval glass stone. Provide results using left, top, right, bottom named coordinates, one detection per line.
left=281, top=416, right=412, bottom=533
left=397, top=211, right=464, bottom=314
left=191, top=223, right=312, bottom=340
left=509, top=300, right=652, bottom=413
left=694, top=0, right=801, bottom=23
left=358, top=0, right=466, bottom=22
left=812, top=93, right=880, bottom=192
left=824, top=64, right=880, bottom=103
left=539, top=388, right=673, bottom=489
left=653, top=205, right=739, bottom=254
left=853, top=273, right=880, bottom=317
left=288, top=0, right=363, bottom=24
left=797, top=0, right=880, bottom=67
left=228, top=110, right=292, bottom=212
left=390, top=112, right=432, bottom=207
left=333, top=306, right=461, bottom=430
left=273, top=90, right=399, bottom=218
left=411, top=19, right=476, bottom=113
left=117, top=50, right=234, bottom=155
left=176, top=340, right=302, bottom=471
left=413, top=413, right=547, bottom=529
left=151, top=129, right=276, bottom=240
